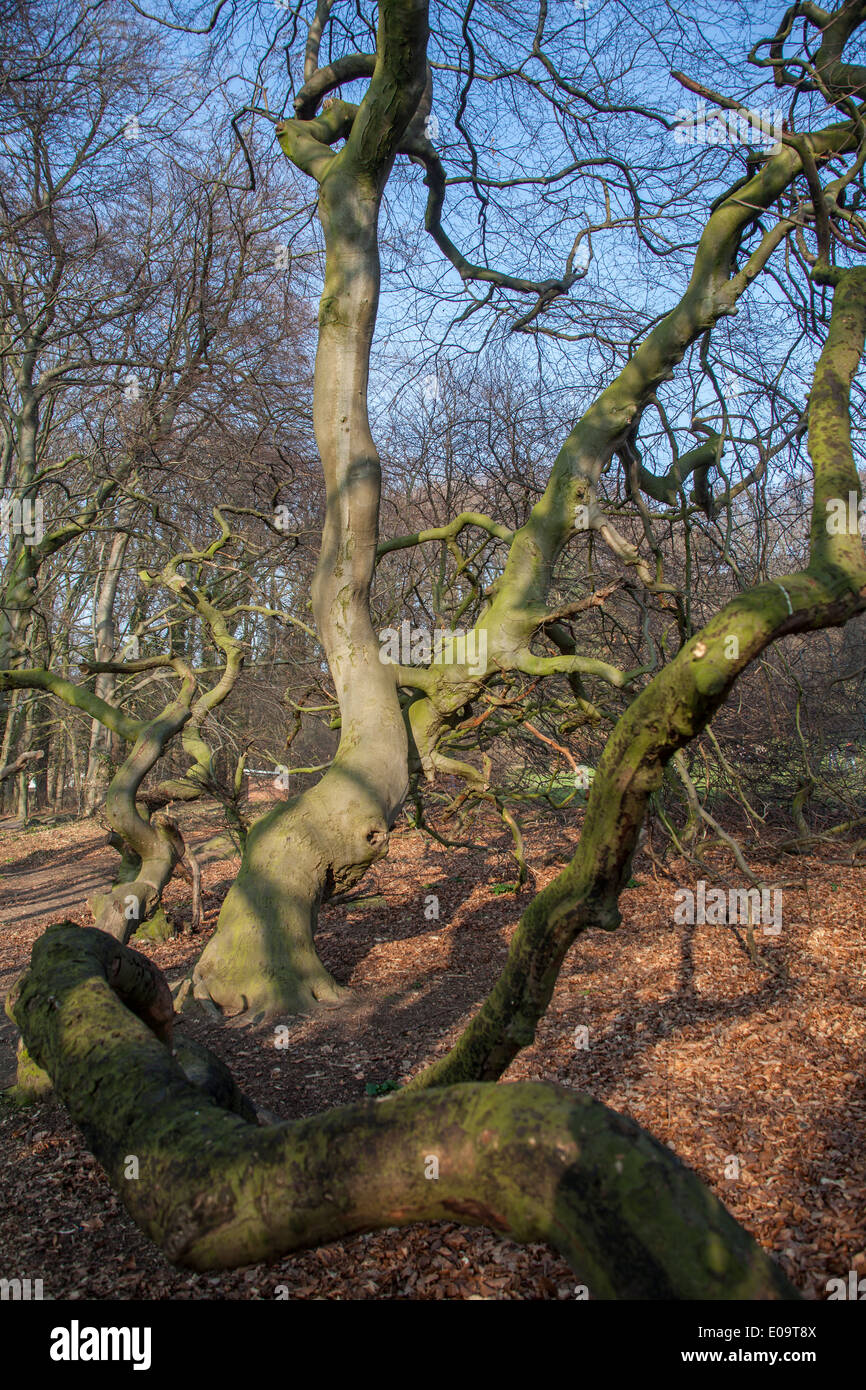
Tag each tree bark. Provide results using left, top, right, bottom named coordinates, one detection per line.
left=10, top=922, right=798, bottom=1300
left=409, top=267, right=866, bottom=1089
left=191, top=1, right=430, bottom=1018
left=83, top=528, right=129, bottom=815
left=0, top=747, right=42, bottom=783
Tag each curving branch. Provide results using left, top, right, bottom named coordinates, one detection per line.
left=407, top=265, right=866, bottom=1089
left=401, top=135, right=579, bottom=303
left=400, top=114, right=860, bottom=792
left=377, top=510, right=514, bottom=558
left=631, top=431, right=722, bottom=510
left=0, top=748, right=44, bottom=784
left=294, top=53, right=377, bottom=120
left=8, top=923, right=798, bottom=1301
left=750, top=0, right=866, bottom=105
left=0, top=668, right=144, bottom=744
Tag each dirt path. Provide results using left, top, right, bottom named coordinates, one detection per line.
left=0, top=818, right=115, bottom=926
left=0, top=806, right=240, bottom=1088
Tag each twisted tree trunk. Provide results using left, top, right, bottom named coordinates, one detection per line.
left=190, top=2, right=430, bottom=1019
left=409, top=266, right=866, bottom=1089
left=9, top=922, right=797, bottom=1300
left=190, top=36, right=862, bottom=1020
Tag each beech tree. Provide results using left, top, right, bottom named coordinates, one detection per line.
left=184, top=0, right=866, bottom=1027
left=7, top=0, right=866, bottom=1298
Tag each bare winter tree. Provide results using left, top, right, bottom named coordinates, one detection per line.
left=8, top=0, right=866, bottom=1299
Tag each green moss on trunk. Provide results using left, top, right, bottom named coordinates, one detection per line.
left=11, top=922, right=798, bottom=1300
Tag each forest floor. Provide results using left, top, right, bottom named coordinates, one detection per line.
left=1, top=793, right=865, bottom=1301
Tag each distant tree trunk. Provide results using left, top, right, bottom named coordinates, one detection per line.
left=14, top=700, right=35, bottom=822
left=83, top=529, right=129, bottom=815
left=0, top=691, right=22, bottom=814
left=48, top=733, right=63, bottom=813
left=65, top=721, right=82, bottom=815
left=31, top=703, right=51, bottom=811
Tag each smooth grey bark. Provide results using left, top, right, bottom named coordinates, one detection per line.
left=191, top=1, right=429, bottom=1018
left=83, top=527, right=130, bottom=815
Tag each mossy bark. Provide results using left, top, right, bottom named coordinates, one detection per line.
left=7, top=1037, right=52, bottom=1103
left=89, top=851, right=179, bottom=944
left=11, top=922, right=797, bottom=1299
left=409, top=268, right=866, bottom=1089
left=404, top=121, right=859, bottom=767
left=191, top=41, right=862, bottom=1022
